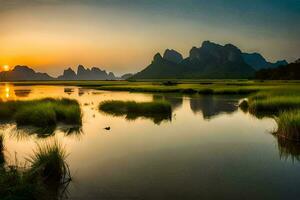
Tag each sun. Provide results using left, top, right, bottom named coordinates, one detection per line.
left=3, top=65, right=9, bottom=71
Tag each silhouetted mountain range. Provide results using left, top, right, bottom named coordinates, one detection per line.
left=121, top=73, right=134, bottom=80
left=242, top=53, right=287, bottom=70
left=0, top=41, right=289, bottom=81
left=0, top=65, right=120, bottom=81
left=131, top=41, right=287, bottom=79
left=256, top=59, right=300, bottom=80
left=0, top=65, right=54, bottom=81
left=58, top=65, right=116, bottom=80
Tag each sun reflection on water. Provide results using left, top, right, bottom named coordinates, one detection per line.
left=0, top=83, right=15, bottom=101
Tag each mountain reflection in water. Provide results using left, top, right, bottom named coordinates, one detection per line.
left=189, top=95, right=240, bottom=119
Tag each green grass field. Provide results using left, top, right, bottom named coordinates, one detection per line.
left=8, top=80, right=300, bottom=94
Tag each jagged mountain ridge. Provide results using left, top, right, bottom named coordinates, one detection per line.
left=58, top=65, right=116, bottom=80
left=132, top=41, right=254, bottom=79
left=131, top=41, right=287, bottom=79
left=0, top=65, right=119, bottom=81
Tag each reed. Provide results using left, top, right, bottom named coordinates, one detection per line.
left=275, top=110, right=300, bottom=141
left=0, top=141, right=71, bottom=199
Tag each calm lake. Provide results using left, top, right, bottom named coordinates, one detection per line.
left=1, top=84, right=300, bottom=200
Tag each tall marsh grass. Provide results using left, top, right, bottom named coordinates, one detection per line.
left=275, top=110, right=300, bottom=141
left=0, top=98, right=82, bottom=128
left=0, top=140, right=71, bottom=199
left=28, top=140, right=70, bottom=183
left=239, top=89, right=300, bottom=142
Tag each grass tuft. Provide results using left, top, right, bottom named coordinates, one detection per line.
left=0, top=98, right=82, bottom=129
left=99, top=100, right=172, bottom=124
left=0, top=140, right=71, bottom=199
left=27, top=140, right=69, bottom=183
left=275, top=110, right=300, bottom=141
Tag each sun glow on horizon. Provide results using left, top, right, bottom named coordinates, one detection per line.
left=3, top=65, right=10, bottom=71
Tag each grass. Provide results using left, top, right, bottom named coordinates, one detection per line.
left=99, top=100, right=172, bottom=124
left=0, top=140, right=71, bottom=200
left=238, top=88, right=300, bottom=142
left=276, top=136, right=300, bottom=162
left=0, top=98, right=82, bottom=129
left=9, top=80, right=300, bottom=95
left=245, top=90, right=300, bottom=115
left=27, top=141, right=70, bottom=183
left=275, top=110, right=300, bottom=141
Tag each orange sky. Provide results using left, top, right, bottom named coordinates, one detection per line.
left=0, top=1, right=299, bottom=76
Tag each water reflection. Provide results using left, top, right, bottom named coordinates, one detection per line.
left=1, top=85, right=300, bottom=199
left=14, top=89, right=31, bottom=97
left=189, top=95, right=239, bottom=119
left=153, top=94, right=183, bottom=110
left=101, top=109, right=172, bottom=125
left=0, top=83, right=15, bottom=101
left=276, top=136, right=300, bottom=162
left=64, top=88, right=74, bottom=95
left=5, top=125, right=83, bottom=141
left=78, top=88, right=86, bottom=96
left=0, top=134, right=4, bottom=167
left=58, top=126, right=83, bottom=138
left=126, top=113, right=172, bottom=125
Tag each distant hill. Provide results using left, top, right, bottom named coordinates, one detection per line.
left=0, top=65, right=117, bottom=81
left=242, top=53, right=288, bottom=70
left=58, top=65, right=116, bottom=80
left=0, top=65, right=54, bottom=81
left=255, top=59, right=300, bottom=80
left=131, top=41, right=256, bottom=79
left=121, top=73, right=134, bottom=80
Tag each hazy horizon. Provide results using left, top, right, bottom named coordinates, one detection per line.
left=0, top=0, right=299, bottom=76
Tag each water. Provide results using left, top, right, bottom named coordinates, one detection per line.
left=1, top=83, right=300, bottom=200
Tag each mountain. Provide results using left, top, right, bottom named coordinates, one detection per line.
left=58, top=68, right=77, bottom=80
left=256, top=59, right=300, bottom=80
left=0, top=65, right=117, bottom=81
left=242, top=53, right=288, bottom=70
left=121, top=73, right=134, bottom=80
left=131, top=41, right=255, bottom=79
left=0, top=65, right=54, bottom=81
left=163, top=49, right=183, bottom=64
left=131, top=52, right=183, bottom=79
left=58, top=65, right=116, bottom=80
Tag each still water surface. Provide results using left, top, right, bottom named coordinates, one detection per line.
left=1, top=84, right=300, bottom=200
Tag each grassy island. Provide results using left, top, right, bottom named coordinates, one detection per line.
left=0, top=98, right=82, bottom=128
left=99, top=100, right=172, bottom=124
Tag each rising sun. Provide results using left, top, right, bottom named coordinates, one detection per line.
left=3, top=65, right=9, bottom=71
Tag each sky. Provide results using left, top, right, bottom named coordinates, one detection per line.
left=0, top=0, right=299, bottom=76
